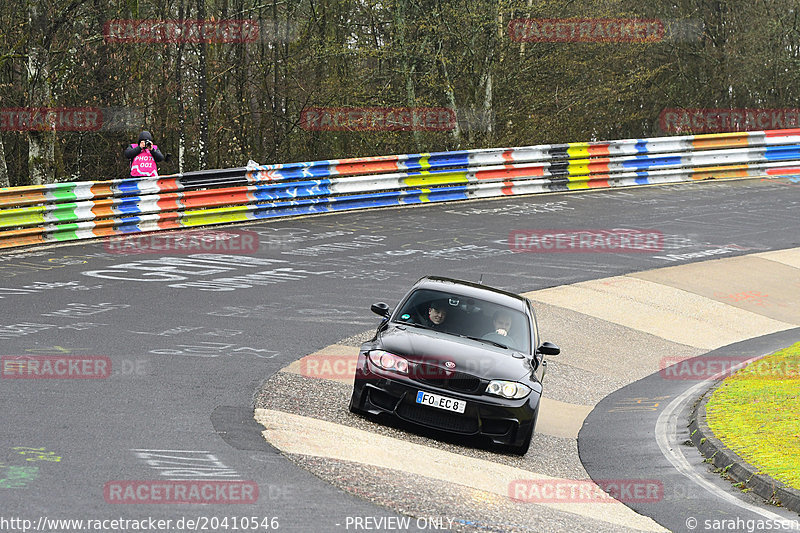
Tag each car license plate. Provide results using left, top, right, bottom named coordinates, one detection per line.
left=415, top=391, right=466, bottom=414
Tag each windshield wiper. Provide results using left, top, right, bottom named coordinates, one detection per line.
left=460, top=334, right=508, bottom=349
left=402, top=321, right=433, bottom=331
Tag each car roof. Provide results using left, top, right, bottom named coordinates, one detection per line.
left=412, top=276, right=529, bottom=311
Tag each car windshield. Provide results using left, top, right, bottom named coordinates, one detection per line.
left=393, top=288, right=531, bottom=352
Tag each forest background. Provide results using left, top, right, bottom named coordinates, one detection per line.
left=1, top=0, right=798, bottom=186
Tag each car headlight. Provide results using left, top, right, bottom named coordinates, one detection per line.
left=367, top=350, right=409, bottom=374
left=485, top=380, right=531, bottom=399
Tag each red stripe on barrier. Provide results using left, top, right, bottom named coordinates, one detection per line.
left=156, top=195, right=183, bottom=211
left=180, top=187, right=253, bottom=209
left=335, top=160, right=402, bottom=175
left=587, top=144, right=611, bottom=156
left=474, top=165, right=545, bottom=180
left=155, top=177, right=181, bottom=192
left=764, top=128, right=800, bottom=137
left=587, top=176, right=610, bottom=188
left=765, top=167, right=800, bottom=175
left=587, top=160, right=611, bottom=173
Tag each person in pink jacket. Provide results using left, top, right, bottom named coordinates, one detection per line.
left=124, top=131, right=165, bottom=177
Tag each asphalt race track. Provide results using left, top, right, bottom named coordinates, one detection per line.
left=1, top=177, right=799, bottom=533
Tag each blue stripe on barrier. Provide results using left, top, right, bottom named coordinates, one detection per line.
left=427, top=152, right=471, bottom=167
left=116, top=216, right=144, bottom=231
left=623, top=156, right=683, bottom=169
left=252, top=180, right=333, bottom=201
left=764, top=145, right=800, bottom=161
left=117, top=197, right=145, bottom=215
left=116, top=179, right=145, bottom=195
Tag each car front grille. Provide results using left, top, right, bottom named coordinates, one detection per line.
left=413, top=363, right=482, bottom=393
left=396, top=402, right=479, bottom=434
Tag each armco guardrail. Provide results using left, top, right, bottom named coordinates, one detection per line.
left=1, top=128, right=800, bottom=249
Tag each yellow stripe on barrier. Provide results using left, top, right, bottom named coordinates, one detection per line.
left=182, top=205, right=252, bottom=226
left=0, top=207, right=46, bottom=229
left=404, top=171, right=468, bottom=187
left=417, top=155, right=432, bottom=171
left=566, top=163, right=591, bottom=176
left=567, top=143, right=590, bottom=159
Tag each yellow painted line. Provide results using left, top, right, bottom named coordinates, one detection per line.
left=523, top=276, right=794, bottom=350
left=255, top=408, right=666, bottom=532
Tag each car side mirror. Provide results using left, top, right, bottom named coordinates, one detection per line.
left=371, top=302, right=391, bottom=318
left=538, top=342, right=560, bottom=356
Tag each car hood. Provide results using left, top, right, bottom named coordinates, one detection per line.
left=375, top=324, right=533, bottom=382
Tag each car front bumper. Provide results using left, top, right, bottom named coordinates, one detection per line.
left=351, top=369, right=539, bottom=448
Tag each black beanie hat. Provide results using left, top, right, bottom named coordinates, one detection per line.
left=138, top=131, right=153, bottom=142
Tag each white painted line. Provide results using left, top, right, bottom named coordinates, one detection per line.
left=130, top=448, right=212, bottom=453
left=655, top=353, right=788, bottom=521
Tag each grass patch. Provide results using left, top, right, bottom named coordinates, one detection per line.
left=706, top=342, right=800, bottom=490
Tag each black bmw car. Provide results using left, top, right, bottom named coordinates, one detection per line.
left=349, top=276, right=560, bottom=455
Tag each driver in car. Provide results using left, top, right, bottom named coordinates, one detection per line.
left=424, top=300, right=449, bottom=330
left=491, top=310, right=513, bottom=336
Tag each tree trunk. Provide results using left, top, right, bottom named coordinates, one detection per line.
left=25, top=2, right=55, bottom=185
left=176, top=0, right=186, bottom=173
left=438, top=42, right=461, bottom=147
left=0, top=134, right=9, bottom=188
left=26, top=44, right=55, bottom=185
left=196, top=0, right=209, bottom=169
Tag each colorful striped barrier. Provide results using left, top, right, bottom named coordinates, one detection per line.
left=1, top=129, right=799, bottom=250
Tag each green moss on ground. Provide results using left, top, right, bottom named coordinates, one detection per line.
left=706, top=342, right=800, bottom=490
